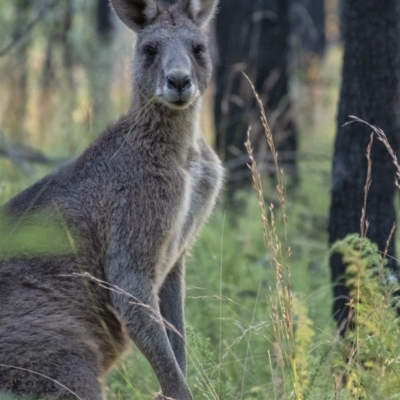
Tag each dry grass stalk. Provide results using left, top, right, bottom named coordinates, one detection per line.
left=243, top=76, right=302, bottom=399
left=360, top=134, right=373, bottom=238
left=245, top=126, right=271, bottom=252
left=346, top=115, right=399, bottom=283
left=346, top=116, right=400, bottom=189
left=383, top=223, right=396, bottom=268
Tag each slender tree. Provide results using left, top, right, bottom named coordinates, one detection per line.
left=214, top=0, right=298, bottom=194
left=97, top=0, right=113, bottom=39
left=290, top=0, right=326, bottom=61
left=83, top=0, right=116, bottom=137
left=3, top=0, right=30, bottom=141
left=328, top=0, right=400, bottom=329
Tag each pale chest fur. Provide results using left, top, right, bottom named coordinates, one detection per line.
left=154, top=138, right=223, bottom=290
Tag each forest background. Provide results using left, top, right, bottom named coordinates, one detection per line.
left=1, top=0, right=400, bottom=398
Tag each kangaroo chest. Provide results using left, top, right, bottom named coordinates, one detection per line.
left=156, top=145, right=222, bottom=287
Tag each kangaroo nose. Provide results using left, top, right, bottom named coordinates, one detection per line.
left=166, top=73, right=192, bottom=93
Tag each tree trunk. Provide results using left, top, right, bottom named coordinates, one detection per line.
left=328, top=0, right=400, bottom=329
left=3, top=0, right=30, bottom=142
left=214, top=0, right=298, bottom=195
left=82, top=0, right=115, bottom=138
left=290, top=0, right=326, bottom=63
left=304, top=0, right=326, bottom=56
left=97, top=0, right=114, bottom=39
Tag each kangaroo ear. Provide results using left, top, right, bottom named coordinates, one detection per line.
left=110, top=0, right=158, bottom=32
left=180, top=0, right=218, bottom=27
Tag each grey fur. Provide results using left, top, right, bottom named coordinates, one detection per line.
left=0, top=0, right=222, bottom=399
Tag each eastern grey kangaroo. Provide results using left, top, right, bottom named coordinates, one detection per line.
left=0, top=0, right=223, bottom=399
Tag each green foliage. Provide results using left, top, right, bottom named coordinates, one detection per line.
left=187, top=326, right=235, bottom=400
left=330, top=234, right=400, bottom=399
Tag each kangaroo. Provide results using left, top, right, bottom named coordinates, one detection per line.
left=0, top=0, right=223, bottom=399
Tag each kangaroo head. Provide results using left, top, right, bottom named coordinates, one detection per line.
left=110, top=0, right=218, bottom=110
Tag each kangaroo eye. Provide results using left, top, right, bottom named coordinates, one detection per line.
left=144, top=46, right=157, bottom=57
left=193, top=45, right=204, bottom=56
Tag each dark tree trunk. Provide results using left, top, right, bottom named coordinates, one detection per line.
left=60, top=0, right=74, bottom=86
left=290, top=0, right=326, bottom=60
left=97, top=0, right=114, bottom=39
left=305, top=0, right=326, bottom=56
left=214, top=0, right=298, bottom=195
left=328, top=0, right=400, bottom=329
left=37, top=0, right=75, bottom=145
left=82, top=0, right=116, bottom=138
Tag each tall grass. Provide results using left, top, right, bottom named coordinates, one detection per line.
left=182, top=78, right=400, bottom=399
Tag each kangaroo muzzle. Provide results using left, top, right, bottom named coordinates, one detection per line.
left=164, top=69, right=195, bottom=106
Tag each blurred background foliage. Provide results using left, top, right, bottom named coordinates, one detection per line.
left=0, top=0, right=339, bottom=182
left=0, top=0, right=132, bottom=157
left=4, top=0, right=400, bottom=399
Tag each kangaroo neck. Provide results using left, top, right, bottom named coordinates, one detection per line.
left=129, top=89, right=201, bottom=157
